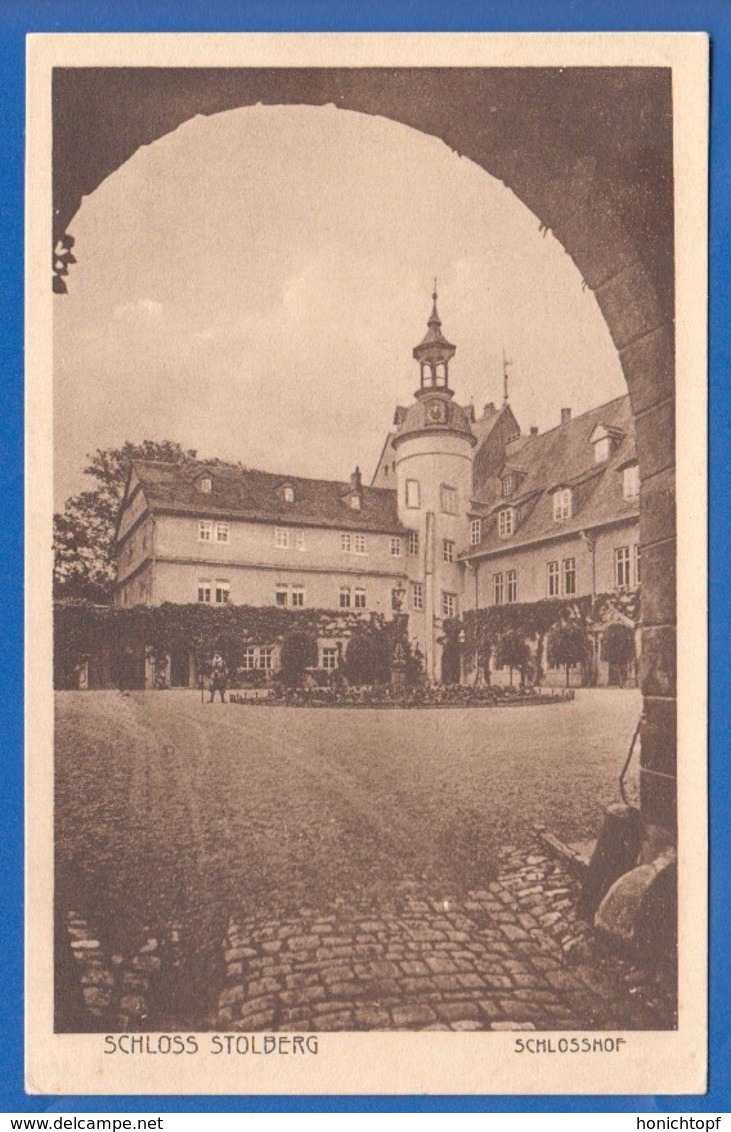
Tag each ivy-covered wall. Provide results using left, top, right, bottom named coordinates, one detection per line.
left=54, top=600, right=407, bottom=689
left=462, top=588, right=640, bottom=688
left=54, top=590, right=639, bottom=691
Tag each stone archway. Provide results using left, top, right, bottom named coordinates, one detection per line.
left=52, top=66, right=677, bottom=846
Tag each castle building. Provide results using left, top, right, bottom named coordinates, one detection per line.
left=115, top=292, right=640, bottom=686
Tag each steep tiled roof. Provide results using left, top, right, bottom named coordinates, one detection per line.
left=470, top=405, right=502, bottom=446
left=127, top=460, right=406, bottom=534
left=463, top=395, right=638, bottom=558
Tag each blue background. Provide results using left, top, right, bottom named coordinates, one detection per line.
left=2, top=0, right=725, bottom=1115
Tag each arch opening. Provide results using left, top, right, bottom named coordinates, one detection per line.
left=52, top=66, right=677, bottom=849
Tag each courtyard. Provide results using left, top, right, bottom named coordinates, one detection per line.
left=56, top=688, right=675, bottom=1031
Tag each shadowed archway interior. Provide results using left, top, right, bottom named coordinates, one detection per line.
left=52, top=66, right=677, bottom=842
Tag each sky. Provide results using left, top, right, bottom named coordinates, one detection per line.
left=53, top=103, right=626, bottom=508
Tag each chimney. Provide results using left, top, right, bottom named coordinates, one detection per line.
left=530, top=425, right=539, bottom=437
left=483, top=401, right=496, bottom=416
left=561, top=408, right=572, bottom=425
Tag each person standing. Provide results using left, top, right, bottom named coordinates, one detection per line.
left=209, top=652, right=228, bottom=703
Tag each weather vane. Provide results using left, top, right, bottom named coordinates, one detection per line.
left=502, top=347, right=513, bottom=404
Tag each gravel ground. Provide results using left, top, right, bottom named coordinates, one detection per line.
left=55, top=689, right=641, bottom=961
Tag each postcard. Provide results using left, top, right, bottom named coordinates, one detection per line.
left=25, top=31, right=708, bottom=1095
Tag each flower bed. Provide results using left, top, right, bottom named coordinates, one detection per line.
left=228, top=684, right=575, bottom=709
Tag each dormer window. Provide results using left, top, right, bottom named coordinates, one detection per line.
left=502, top=475, right=514, bottom=498
left=590, top=423, right=624, bottom=464
left=553, top=488, right=572, bottom=522
left=623, top=463, right=640, bottom=501
left=498, top=508, right=514, bottom=538
left=345, top=466, right=363, bottom=511
left=282, top=484, right=295, bottom=503
left=198, top=477, right=212, bottom=494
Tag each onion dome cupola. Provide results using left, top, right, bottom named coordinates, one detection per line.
left=412, top=284, right=457, bottom=398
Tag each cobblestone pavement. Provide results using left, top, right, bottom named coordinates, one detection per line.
left=65, top=839, right=676, bottom=1033
left=216, top=843, right=676, bottom=1033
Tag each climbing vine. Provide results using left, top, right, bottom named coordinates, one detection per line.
left=462, top=588, right=639, bottom=685
left=54, top=600, right=407, bottom=688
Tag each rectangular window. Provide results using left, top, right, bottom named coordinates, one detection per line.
left=390, top=537, right=402, bottom=557
left=407, top=530, right=419, bottom=555
left=623, top=464, right=640, bottom=501
left=506, top=569, right=517, bottom=604
left=391, top=588, right=403, bottom=611
left=412, top=582, right=423, bottom=611
left=215, top=581, right=230, bottom=605
left=547, top=561, right=560, bottom=597
left=321, top=647, right=339, bottom=671
left=443, top=539, right=455, bottom=563
left=354, top=534, right=367, bottom=555
left=502, top=475, right=514, bottom=497
left=259, top=647, right=274, bottom=671
left=339, top=586, right=351, bottom=609
left=295, top=529, right=306, bottom=551
left=634, top=544, right=641, bottom=585
left=493, top=572, right=504, bottom=606
left=405, top=479, right=420, bottom=509
left=563, top=557, right=577, bottom=596
left=275, top=583, right=288, bottom=607
left=615, top=546, right=631, bottom=588
left=290, top=585, right=305, bottom=607
left=442, top=591, right=457, bottom=619
left=198, top=520, right=212, bottom=542
left=498, top=509, right=514, bottom=538
left=340, top=532, right=351, bottom=553
left=440, top=485, right=458, bottom=514
left=275, top=527, right=290, bottom=549
left=354, top=587, right=366, bottom=609
left=553, top=488, right=572, bottom=521
left=242, top=647, right=256, bottom=670
left=216, top=522, right=229, bottom=543
left=470, top=519, right=482, bottom=546
left=197, top=582, right=211, bottom=603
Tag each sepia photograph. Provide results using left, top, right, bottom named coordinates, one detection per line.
left=25, top=33, right=707, bottom=1095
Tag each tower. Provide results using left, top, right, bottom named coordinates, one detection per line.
left=392, top=289, right=476, bottom=681
left=412, top=282, right=457, bottom=396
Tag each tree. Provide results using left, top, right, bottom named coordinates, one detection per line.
left=495, top=630, right=531, bottom=687
left=279, top=629, right=318, bottom=688
left=53, top=441, right=198, bottom=603
left=439, top=619, right=463, bottom=685
left=601, top=622, right=636, bottom=686
left=345, top=627, right=391, bottom=686
left=546, top=620, right=590, bottom=688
